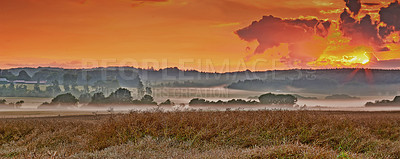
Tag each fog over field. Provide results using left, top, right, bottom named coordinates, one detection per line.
left=1, top=87, right=399, bottom=117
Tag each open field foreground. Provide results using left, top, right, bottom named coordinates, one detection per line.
left=1, top=111, right=400, bottom=158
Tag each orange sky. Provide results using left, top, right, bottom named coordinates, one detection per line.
left=1, top=0, right=400, bottom=71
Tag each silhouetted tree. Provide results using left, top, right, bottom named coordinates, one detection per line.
left=15, top=100, right=24, bottom=108
left=258, top=93, right=297, bottom=105
left=189, top=98, right=258, bottom=106
left=0, top=99, right=6, bottom=105
left=88, top=88, right=155, bottom=106
left=107, top=88, right=133, bottom=104
left=140, top=94, right=157, bottom=105
left=159, top=99, right=174, bottom=106
left=366, top=96, right=400, bottom=106
left=394, top=96, right=400, bottom=103
left=90, top=92, right=106, bottom=105
left=50, top=93, right=79, bottom=106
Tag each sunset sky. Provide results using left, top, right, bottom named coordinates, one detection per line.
left=1, top=0, right=400, bottom=71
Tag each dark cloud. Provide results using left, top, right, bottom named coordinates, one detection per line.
left=340, top=9, right=383, bottom=49
left=235, top=15, right=330, bottom=54
left=344, top=0, right=362, bottom=15
left=342, top=0, right=400, bottom=48
left=342, top=0, right=400, bottom=45
left=379, top=1, right=400, bottom=31
left=379, top=26, right=395, bottom=39
left=316, top=21, right=332, bottom=38
left=363, top=3, right=380, bottom=6
left=378, top=47, right=390, bottom=52
left=340, top=9, right=356, bottom=24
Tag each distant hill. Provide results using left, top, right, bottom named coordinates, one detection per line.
left=1, top=67, right=400, bottom=96
left=227, top=69, right=400, bottom=96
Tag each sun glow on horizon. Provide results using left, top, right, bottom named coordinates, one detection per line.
left=310, top=53, right=370, bottom=67
left=302, top=21, right=375, bottom=68
left=309, top=45, right=373, bottom=68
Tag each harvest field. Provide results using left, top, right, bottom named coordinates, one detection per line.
left=1, top=110, right=400, bottom=158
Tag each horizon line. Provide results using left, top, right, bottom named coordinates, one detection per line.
left=2, top=66, right=400, bottom=73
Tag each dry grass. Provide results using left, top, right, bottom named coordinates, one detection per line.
left=1, top=110, right=400, bottom=158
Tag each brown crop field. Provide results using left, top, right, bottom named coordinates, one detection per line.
left=1, top=110, right=400, bottom=158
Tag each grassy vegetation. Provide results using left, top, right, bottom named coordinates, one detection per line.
left=0, top=110, right=400, bottom=158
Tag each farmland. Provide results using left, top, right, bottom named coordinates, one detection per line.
left=1, top=110, right=400, bottom=158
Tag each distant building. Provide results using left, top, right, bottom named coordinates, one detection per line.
left=13, top=80, right=26, bottom=84
left=12, top=80, right=47, bottom=84
left=0, top=78, right=9, bottom=84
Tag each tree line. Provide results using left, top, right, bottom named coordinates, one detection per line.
left=366, top=96, right=400, bottom=106
left=0, top=99, right=25, bottom=109
left=39, top=88, right=173, bottom=108
left=39, top=90, right=298, bottom=109
left=189, top=93, right=297, bottom=106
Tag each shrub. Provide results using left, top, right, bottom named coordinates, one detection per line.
left=88, top=88, right=157, bottom=106
left=139, top=95, right=157, bottom=105
left=15, top=100, right=24, bottom=108
left=107, top=88, right=133, bottom=104
left=0, top=99, right=6, bottom=105
left=189, top=98, right=257, bottom=106
left=258, top=93, right=297, bottom=105
left=90, top=92, right=106, bottom=105
left=159, top=99, right=174, bottom=106
left=189, top=98, right=208, bottom=106
left=366, top=96, right=400, bottom=106
left=50, top=93, right=79, bottom=106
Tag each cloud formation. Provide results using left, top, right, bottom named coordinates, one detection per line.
left=236, top=0, right=400, bottom=67
left=339, top=1, right=400, bottom=50
left=379, top=1, right=400, bottom=31
left=339, top=9, right=383, bottom=49
left=236, top=15, right=330, bottom=54
left=344, top=0, right=362, bottom=15
left=363, top=2, right=380, bottom=6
